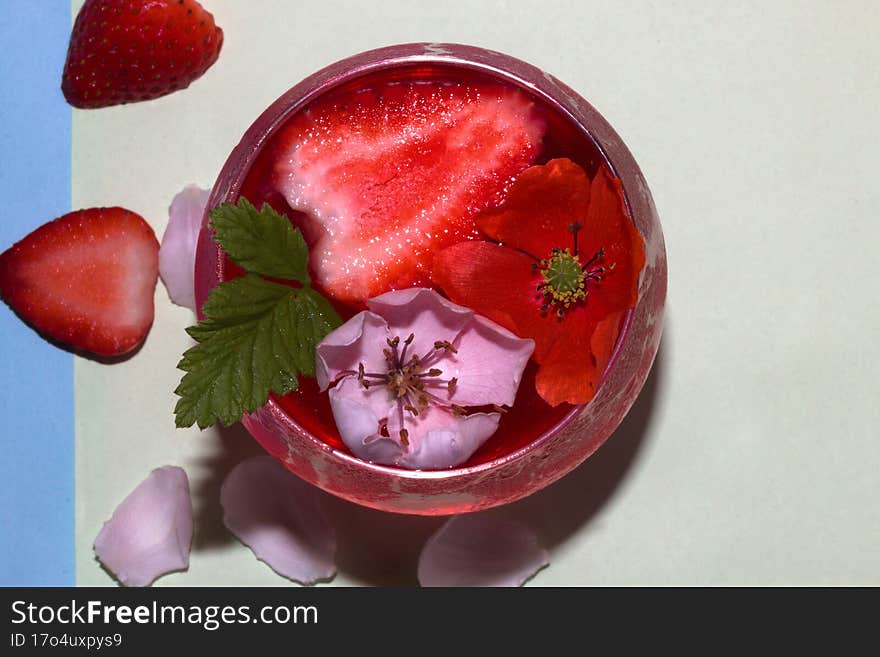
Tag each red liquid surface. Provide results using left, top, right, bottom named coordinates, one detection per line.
left=231, top=64, right=612, bottom=468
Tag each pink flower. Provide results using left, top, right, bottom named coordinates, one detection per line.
left=316, top=288, right=534, bottom=469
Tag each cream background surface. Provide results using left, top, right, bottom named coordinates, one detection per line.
left=74, top=0, right=880, bottom=585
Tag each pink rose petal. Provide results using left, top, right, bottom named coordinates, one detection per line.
left=418, top=513, right=549, bottom=587
left=93, top=466, right=193, bottom=587
left=328, top=377, right=503, bottom=469
left=328, top=376, right=405, bottom=464
left=367, top=288, right=472, bottom=359
left=446, top=314, right=534, bottom=407
left=221, top=456, right=336, bottom=584
left=316, top=310, right=390, bottom=390
left=398, top=410, right=501, bottom=470
left=159, top=184, right=210, bottom=310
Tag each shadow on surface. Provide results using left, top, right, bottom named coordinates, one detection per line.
left=187, top=342, right=665, bottom=584
left=190, top=423, right=264, bottom=550
left=322, top=496, right=446, bottom=587
left=188, top=418, right=441, bottom=582
left=3, top=305, right=150, bottom=364
left=326, top=342, right=667, bottom=586
left=187, top=418, right=442, bottom=581
left=510, top=341, right=666, bottom=547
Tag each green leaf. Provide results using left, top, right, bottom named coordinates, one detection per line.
left=209, top=198, right=311, bottom=284
left=174, top=274, right=341, bottom=429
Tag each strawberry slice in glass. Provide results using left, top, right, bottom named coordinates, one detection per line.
left=272, top=79, right=545, bottom=303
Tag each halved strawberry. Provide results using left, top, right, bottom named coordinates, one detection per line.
left=273, top=79, right=545, bottom=303
left=0, top=208, right=159, bottom=356
left=61, top=0, right=223, bottom=109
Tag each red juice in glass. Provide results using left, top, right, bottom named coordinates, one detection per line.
left=195, top=44, right=666, bottom=514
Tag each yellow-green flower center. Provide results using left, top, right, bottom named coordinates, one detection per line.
left=540, top=248, right=586, bottom=309
left=532, top=221, right=610, bottom=317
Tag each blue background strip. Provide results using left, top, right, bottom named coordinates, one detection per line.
left=0, top=4, right=74, bottom=585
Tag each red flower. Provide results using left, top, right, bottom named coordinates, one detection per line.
left=432, top=158, right=645, bottom=406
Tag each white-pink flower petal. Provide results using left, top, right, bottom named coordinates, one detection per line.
left=418, top=513, right=549, bottom=587
left=398, top=410, right=501, bottom=470
left=221, top=456, right=336, bottom=585
left=316, top=310, right=390, bottom=390
left=367, top=287, right=472, bottom=359
left=328, top=378, right=502, bottom=470
left=159, top=184, right=210, bottom=310
left=93, top=466, right=193, bottom=587
left=446, top=315, right=534, bottom=407
left=328, top=376, right=404, bottom=465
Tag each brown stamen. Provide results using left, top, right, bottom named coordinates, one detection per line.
left=354, top=333, right=507, bottom=449
left=399, top=332, right=415, bottom=365
left=568, top=221, right=583, bottom=256
left=433, top=340, right=457, bottom=354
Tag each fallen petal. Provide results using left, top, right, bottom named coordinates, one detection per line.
left=221, top=456, right=336, bottom=584
left=93, top=466, right=193, bottom=587
left=418, top=513, right=549, bottom=587
left=159, top=184, right=210, bottom=310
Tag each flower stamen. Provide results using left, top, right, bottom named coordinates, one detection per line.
left=568, top=221, right=583, bottom=256
left=536, top=225, right=613, bottom=317
left=581, top=246, right=604, bottom=270
left=355, top=333, right=507, bottom=449
left=399, top=333, right=415, bottom=366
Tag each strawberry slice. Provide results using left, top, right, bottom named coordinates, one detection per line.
left=273, top=79, right=545, bottom=303
left=0, top=208, right=159, bottom=356
left=61, top=0, right=223, bottom=109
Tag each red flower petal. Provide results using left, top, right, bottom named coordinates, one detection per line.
left=434, top=160, right=645, bottom=408
left=591, top=310, right=625, bottom=376
left=477, top=158, right=591, bottom=259
left=432, top=240, right=562, bottom=361
left=534, top=308, right=624, bottom=406
left=534, top=308, right=595, bottom=406
left=576, top=165, right=645, bottom=319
